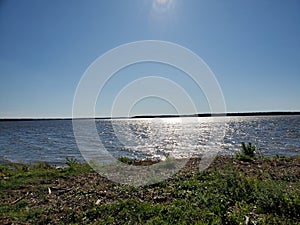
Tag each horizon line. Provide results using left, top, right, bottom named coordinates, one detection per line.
left=1, top=111, right=300, bottom=121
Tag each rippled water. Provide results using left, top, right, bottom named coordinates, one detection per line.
left=0, top=116, right=299, bottom=165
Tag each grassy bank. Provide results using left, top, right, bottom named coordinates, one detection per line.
left=0, top=156, right=299, bottom=224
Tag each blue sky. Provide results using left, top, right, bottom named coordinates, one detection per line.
left=0, top=0, right=299, bottom=118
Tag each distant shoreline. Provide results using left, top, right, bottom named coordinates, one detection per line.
left=1, top=111, right=300, bottom=121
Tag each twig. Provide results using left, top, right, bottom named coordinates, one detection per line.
left=11, top=195, right=26, bottom=205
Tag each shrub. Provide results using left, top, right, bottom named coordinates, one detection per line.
left=241, top=142, right=255, bottom=157
left=235, top=142, right=256, bottom=161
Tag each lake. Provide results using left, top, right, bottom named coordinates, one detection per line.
left=0, top=115, right=299, bottom=166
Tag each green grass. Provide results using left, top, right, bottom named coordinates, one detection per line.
left=0, top=160, right=92, bottom=190
left=0, top=157, right=299, bottom=224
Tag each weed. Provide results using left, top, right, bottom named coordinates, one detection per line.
left=66, top=157, right=79, bottom=168
left=118, top=156, right=135, bottom=164
left=235, top=142, right=256, bottom=161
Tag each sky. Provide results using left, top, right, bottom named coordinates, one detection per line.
left=0, top=0, right=299, bottom=118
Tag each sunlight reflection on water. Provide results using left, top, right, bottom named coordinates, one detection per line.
left=0, top=116, right=299, bottom=165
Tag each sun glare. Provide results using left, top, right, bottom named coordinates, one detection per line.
left=152, top=0, right=174, bottom=14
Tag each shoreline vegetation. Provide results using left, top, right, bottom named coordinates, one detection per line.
left=1, top=111, right=300, bottom=121
left=1, top=150, right=299, bottom=224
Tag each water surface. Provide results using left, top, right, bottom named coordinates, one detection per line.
left=0, top=116, right=299, bottom=165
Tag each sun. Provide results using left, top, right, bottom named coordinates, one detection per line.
left=152, top=0, right=174, bottom=14
left=156, top=0, right=168, bottom=4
